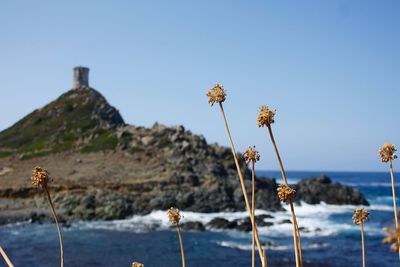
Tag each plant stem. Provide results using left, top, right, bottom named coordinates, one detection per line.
left=267, top=125, right=288, bottom=185
left=218, top=103, right=266, bottom=265
left=361, top=223, right=366, bottom=267
left=0, top=246, right=14, bottom=267
left=44, top=185, right=64, bottom=267
left=294, top=216, right=303, bottom=265
left=266, top=125, right=302, bottom=267
left=289, top=202, right=301, bottom=267
left=389, top=159, right=400, bottom=259
left=177, top=224, right=186, bottom=267
left=263, top=250, right=267, bottom=267
left=252, top=160, right=256, bottom=267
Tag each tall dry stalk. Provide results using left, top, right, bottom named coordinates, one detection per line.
left=243, top=146, right=261, bottom=267
left=353, top=208, right=369, bottom=267
left=31, top=167, right=64, bottom=267
left=252, top=160, right=256, bottom=267
left=206, top=84, right=267, bottom=266
left=361, top=223, right=366, bottom=267
left=379, top=144, right=399, bottom=258
left=0, top=246, right=14, bottom=267
left=168, top=207, right=186, bottom=267
left=257, top=105, right=303, bottom=266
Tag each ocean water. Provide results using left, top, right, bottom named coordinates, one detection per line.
left=1, top=171, right=399, bottom=267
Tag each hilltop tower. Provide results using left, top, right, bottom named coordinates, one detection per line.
left=73, top=66, right=90, bottom=89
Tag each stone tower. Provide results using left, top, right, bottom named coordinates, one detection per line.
left=73, top=66, right=90, bottom=89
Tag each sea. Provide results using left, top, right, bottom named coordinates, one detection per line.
left=1, top=171, right=399, bottom=267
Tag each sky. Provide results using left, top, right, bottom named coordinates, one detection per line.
left=0, top=1, right=399, bottom=172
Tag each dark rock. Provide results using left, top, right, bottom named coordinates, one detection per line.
left=263, top=222, right=274, bottom=227
left=236, top=219, right=252, bottom=232
left=181, top=221, right=206, bottom=231
left=295, top=175, right=369, bottom=206
left=207, top=218, right=237, bottom=229
left=279, top=219, right=292, bottom=224
left=30, top=212, right=51, bottom=224
left=256, top=214, right=274, bottom=219
left=233, top=215, right=274, bottom=232
left=298, top=226, right=310, bottom=233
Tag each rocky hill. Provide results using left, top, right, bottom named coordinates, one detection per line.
left=0, top=83, right=368, bottom=224
left=0, top=87, right=124, bottom=159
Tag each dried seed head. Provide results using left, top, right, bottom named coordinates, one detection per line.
left=277, top=185, right=296, bottom=203
left=31, top=166, right=49, bottom=188
left=167, top=207, right=181, bottom=225
left=383, top=227, right=400, bottom=252
left=379, top=144, right=397, bottom=163
left=243, top=146, right=260, bottom=164
left=390, top=242, right=400, bottom=252
left=132, top=262, right=144, bottom=267
left=257, top=105, right=276, bottom=127
left=206, top=84, right=226, bottom=106
left=352, top=208, right=369, bottom=225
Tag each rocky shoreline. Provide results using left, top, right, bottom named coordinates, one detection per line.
left=0, top=156, right=368, bottom=226
left=0, top=87, right=369, bottom=227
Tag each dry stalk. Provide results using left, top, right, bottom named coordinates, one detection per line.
left=168, top=207, right=186, bottom=267
left=251, top=160, right=256, bottom=267
left=379, top=144, right=399, bottom=258
left=177, top=224, right=186, bottom=267
left=361, top=223, right=366, bottom=267
left=31, top=167, right=64, bottom=267
left=45, top=185, right=64, bottom=267
left=217, top=102, right=266, bottom=265
left=353, top=208, right=369, bottom=267
left=263, top=250, right=267, bottom=267
left=390, top=159, right=400, bottom=259
left=243, top=146, right=261, bottom=267
left=0, top=246, right=14, bottom=267
left=264, top=121, right=303, bottom=267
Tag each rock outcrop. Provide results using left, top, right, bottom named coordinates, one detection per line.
left=295, top=175, right=369, bottom=206
left=0, top=87, right=369, bottom=225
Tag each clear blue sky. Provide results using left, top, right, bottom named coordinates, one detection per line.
left=0, top=1, right=399, bottom=172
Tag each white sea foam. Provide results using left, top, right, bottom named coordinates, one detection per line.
left=216, top=240, right=331, bottom=251
left=71, top=201, right=387, bottom=237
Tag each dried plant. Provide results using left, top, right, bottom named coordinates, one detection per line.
left=206, top=84, right=226, bottom=106
left=207, top=85, right=267, bottom=266
left=379, top=143, right=399, bottom=258
left=383, top=226, right=400, bottom=252
left=258, top=105, right=303, bottom=267
left=243, top=146, right=262, bottom=267
left=379, top=144, right=398, bottom=163
left=0, top=246, right=14, bottom=267
left=277, top=185, right=296, bottom=204
left=353, top=208, right=369, bottom=225
left=256, top=106, right=275, bottom=127
left=243, top=146, right=260, bottom=164
left=168, top=207, right=186, bottom=267
left=132, top=262, right=144, bottom=267
left=31, top=166, right=64, bottom=267
left=353, top=208, right=369, bottom=267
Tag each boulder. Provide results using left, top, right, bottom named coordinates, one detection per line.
left=295, top=175, right=369, bottom=206
left=181, top=221, right=206, bottom=231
